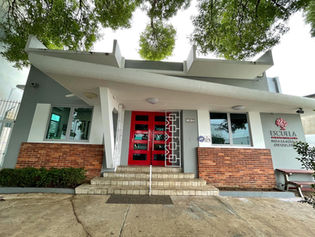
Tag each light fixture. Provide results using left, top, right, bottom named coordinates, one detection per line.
left=146, top=97, right=159, bottom=104
left=30, top=82, right=39, bottom=88
left=296, top=108, right=304, bottom=114
left=232, top=105, right=245, bottom=110
left=84, top=92, right=98, bottom=99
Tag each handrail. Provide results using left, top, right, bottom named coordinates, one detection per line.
left=149, top=165, right=152, bottom=196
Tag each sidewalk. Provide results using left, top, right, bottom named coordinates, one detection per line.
left=0, top=194, right=315, bottom=237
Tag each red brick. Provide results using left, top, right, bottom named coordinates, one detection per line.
left=16, top=143, right=103, bottom=179
left=197, top=147, right=276, bottom=189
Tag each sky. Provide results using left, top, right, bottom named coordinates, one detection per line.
left=1, top=1, right=314, bottom=100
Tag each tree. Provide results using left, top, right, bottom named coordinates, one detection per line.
left=138, top=0, right=190, bottom=60
left=139, top=21, right=176, bottom=60
left=192, top=0, right=311, bottom=60
left=294, top=141, right=315, bottom=170
left=305, top=0, right=315, bottom=37
left=0, top=0, right=139, bottom=68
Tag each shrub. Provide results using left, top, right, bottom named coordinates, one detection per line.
left=0, top=167, right=86, bottom=188
left=294, top=141, right=315, bottom=170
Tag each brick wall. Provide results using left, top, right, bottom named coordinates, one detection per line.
left=197, top=147, right=276, bottom=189
left=16, top=143, right=104, bottom=179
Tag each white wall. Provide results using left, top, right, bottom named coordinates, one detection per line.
left=27, top=103, right=103, bottom=144
left=197, top=110, right=211, bottom=147
left=197, top=110, right=266, bottom=148
left=248, top=112, right=265, bottom=148
left=28, top=103, right=50, bottom=141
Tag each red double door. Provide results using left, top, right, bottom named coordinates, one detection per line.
left=128, top=111, right=166, bottom=166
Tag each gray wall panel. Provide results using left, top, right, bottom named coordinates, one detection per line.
left=121, top=111, right=131, bottom=166
left=182, top=110, right=199, bottom=175
left=3, top=66, right=87, bottom=168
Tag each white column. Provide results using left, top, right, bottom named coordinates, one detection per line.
left=99, top=87, right=116, bottom=168
left=113, top=104, right=125, bottom=169
left=248, top=111, right=266, bottom=148
left=197, top=110, right=211, bottom=147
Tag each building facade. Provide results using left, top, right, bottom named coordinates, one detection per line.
left=3, top=36, right=315, bottom=189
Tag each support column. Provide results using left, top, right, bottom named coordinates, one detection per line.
left=99, top=87, right=116, bottom=168
left=113, top=104, right=125, bottom=169
left=248, top=111, right=266, bottom=148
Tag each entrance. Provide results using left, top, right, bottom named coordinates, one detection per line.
left=128, top=111, right=166, bottom=166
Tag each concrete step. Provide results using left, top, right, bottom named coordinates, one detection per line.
left=91, top=177, right=206, bottom=187
left=116, top=166, right=182, bottom=173
left=75, top=184, right=219, bottom=196
left=103, top=172, right=195, bottom=179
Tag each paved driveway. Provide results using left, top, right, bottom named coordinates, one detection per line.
left=0, top=194, right=315, bottom=237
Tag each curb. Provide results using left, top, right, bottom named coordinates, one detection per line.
left=0, top=187, right=74, bottom=194
left=219, top=191, right=296, bottom=198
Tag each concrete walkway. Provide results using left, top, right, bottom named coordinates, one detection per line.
left=0, top=194, right=315, bottom=237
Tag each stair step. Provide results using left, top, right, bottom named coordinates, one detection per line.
left=103, top=172, right=195, bottom=179
left=116, top=166, right=182, bottom=173
left=91, top=177, right=206, bottom=187
left=75, top=184, right=219, bottom=196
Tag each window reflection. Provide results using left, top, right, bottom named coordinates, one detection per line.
left=46, top=107, right=70, bottom=140
left=210, top=113, right=230, bottom=144
left=231, top=114, right=250, bottom=145
left=69, top=108, right=92, bottom=141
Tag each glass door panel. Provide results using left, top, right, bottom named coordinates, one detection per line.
left=128, top=112, right=166, bottom=166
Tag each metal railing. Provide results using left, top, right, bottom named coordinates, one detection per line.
left=0, top=99, right=20, bottom=167
left=149, top=165, right=152, bottom=196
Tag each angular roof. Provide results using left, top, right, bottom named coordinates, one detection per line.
left=25, top=35, right=273, bottom=80
left=25, top=36, right=315, bottom=115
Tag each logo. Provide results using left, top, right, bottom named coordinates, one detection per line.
left=275, top=118, right=288, bottom=130
left=198, top=136, right=211, bottom=143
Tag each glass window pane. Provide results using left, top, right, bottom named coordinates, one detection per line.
left=155, top=116, right=165, bottom=122
left=135, top=124, right=148, bottom=130
left=69, top=108, right=92, bottom=141
left=135, top=115, right=148, bottom=121
left=134, top=133, right=148, bottom=140
left=134, top=143, right=147, bottom=150
left=154, top=134, right=165, bottom=141
left=46, top=107, right=70, bottom=140
left=154, top=154, right=165, bottom=161
left=231, top=114, right=250, bottom=145
left=155, top=125, right=165, bottom=131
left=210, top=113, right=230, bottom=144
left=133, top=154, right=147, bottom=160
left=154, top=144, right=165, bottom=150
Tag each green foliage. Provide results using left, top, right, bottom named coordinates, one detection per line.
left=0, top=167, right=86, bottom=188
left=192, top=0, right=311, bottom=60
left=139, top=21, right=176, bottom=61
left=138, top=0, right=190, bottom=60
left=146, top=0, right=190, bottom=20
left=94, top=0, right=141, bottom=29
left=305, top=0, right=315, bottom=37
left=0, top=0, right=138, bottom=68
left=293, top=141, right=315, bottom=170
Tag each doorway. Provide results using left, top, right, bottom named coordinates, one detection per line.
left=128, top=111, right=166, bottom=166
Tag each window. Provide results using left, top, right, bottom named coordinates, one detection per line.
left=46, top=106, right=93, bottom=141
left=210, top=112, right=251, bottom=145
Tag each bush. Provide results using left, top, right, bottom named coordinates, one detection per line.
left=0, top=167, right=86, bottom=188
left=294, top=141, right=315, bottom=170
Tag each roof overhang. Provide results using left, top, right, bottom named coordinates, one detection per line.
left=184, top=46, right=273, bottom=79
left=25, top=36, right=273, bottom=80
left=26, top=51, right=315, bottom=116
